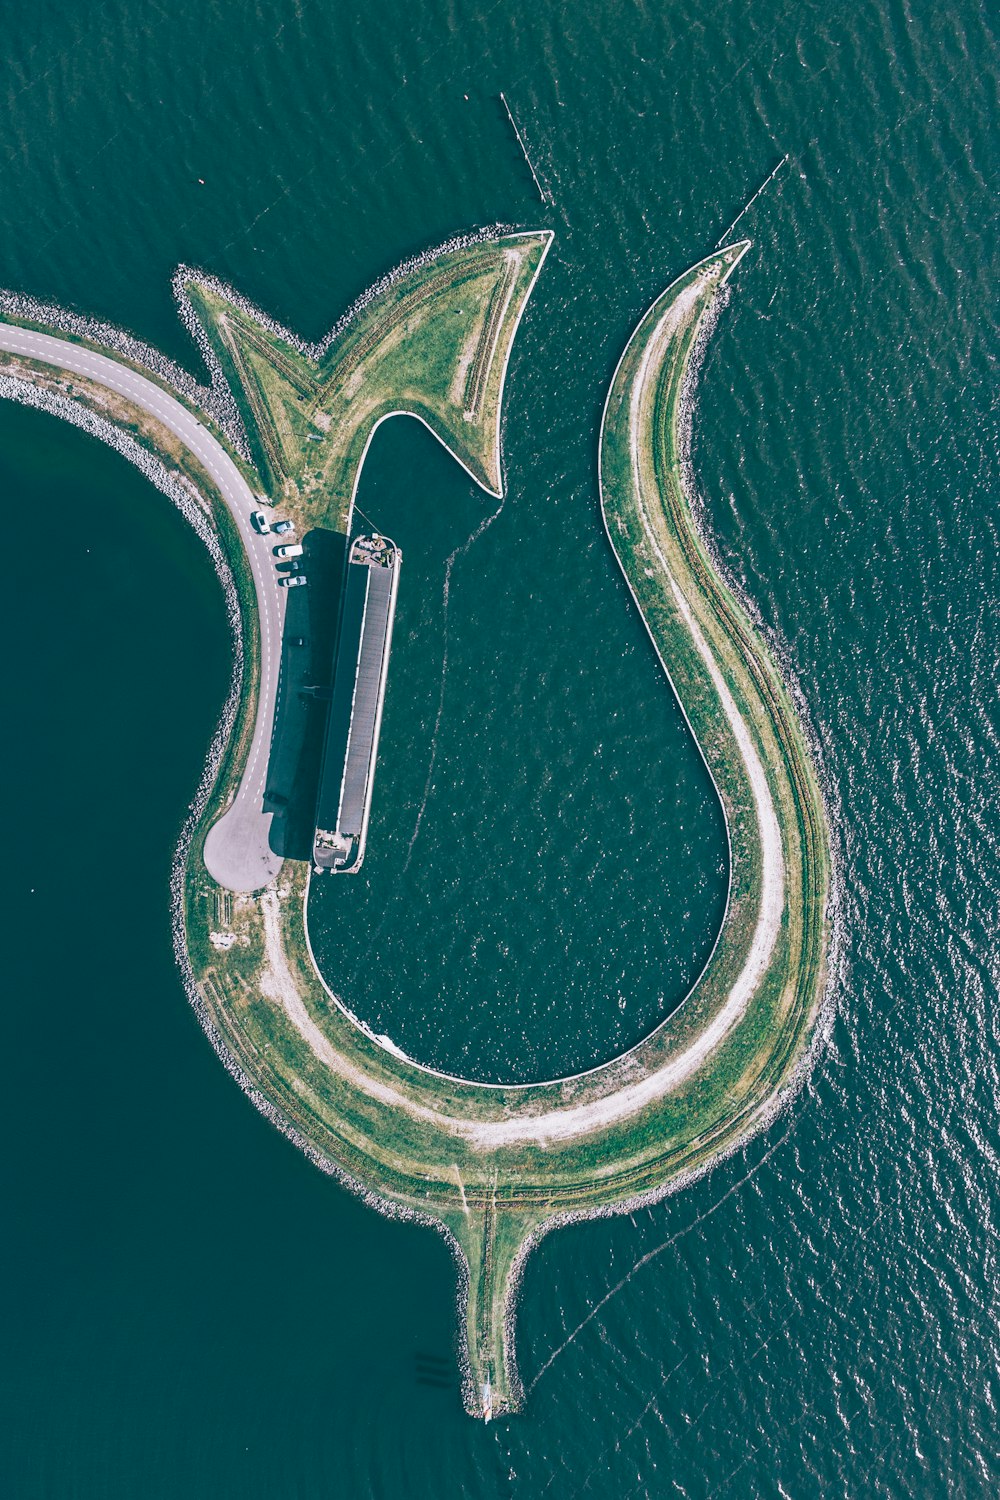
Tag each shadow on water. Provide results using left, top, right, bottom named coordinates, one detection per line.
left=413, top=1349, right=457, bottom=1391
left=265, top=528, right=347, bottom=861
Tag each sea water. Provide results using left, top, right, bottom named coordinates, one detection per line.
left=1, top=0, right=996, bottom=1493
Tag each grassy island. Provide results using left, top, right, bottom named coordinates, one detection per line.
left=0, top=233, right=830, bottom=1419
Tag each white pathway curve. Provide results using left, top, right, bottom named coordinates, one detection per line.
left=0, top=324, right=284, bottom=891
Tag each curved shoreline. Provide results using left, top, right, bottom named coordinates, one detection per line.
left=0, top=232, right=832, bottom=1417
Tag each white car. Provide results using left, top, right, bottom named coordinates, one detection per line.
left=275, top=542, right=303, bottom=559
left=250, top=509, right=270, bottom=535
left=279, top=574, right=307, bottom=588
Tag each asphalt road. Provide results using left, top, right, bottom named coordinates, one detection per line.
left=0, top=323, right=286, bottom=892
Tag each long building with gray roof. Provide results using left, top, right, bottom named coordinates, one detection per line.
left=313, top=535, right=401, bottom=873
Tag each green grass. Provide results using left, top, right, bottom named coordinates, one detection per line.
left=182, top=234, right=552, bottom=527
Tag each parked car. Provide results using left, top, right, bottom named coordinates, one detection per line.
left=274, top=542, right=303, bottom=559
left=279, top=574, right=307, bottom=588
left=273, top=519, right=294, bottom=535
left=250, top=509, right=270, bottom=534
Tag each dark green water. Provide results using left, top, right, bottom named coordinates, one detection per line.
left=2, top=1, right=997, bottom=1494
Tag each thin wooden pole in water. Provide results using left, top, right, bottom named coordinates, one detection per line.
left=500, top=91, right=549, bottom=206
left=715, top=154, right=789, bottom=247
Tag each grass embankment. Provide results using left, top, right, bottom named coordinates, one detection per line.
left=181, top=232, right=552, bottom=536
left=0, top=232, right=828, bottom=1418
left=180, top=239, right=830, bottom=1415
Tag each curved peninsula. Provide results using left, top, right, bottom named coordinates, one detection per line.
left=0, top=233, right=831, bottom=1419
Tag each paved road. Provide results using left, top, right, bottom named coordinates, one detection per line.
left=0, top=323, right=286, bottom=892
